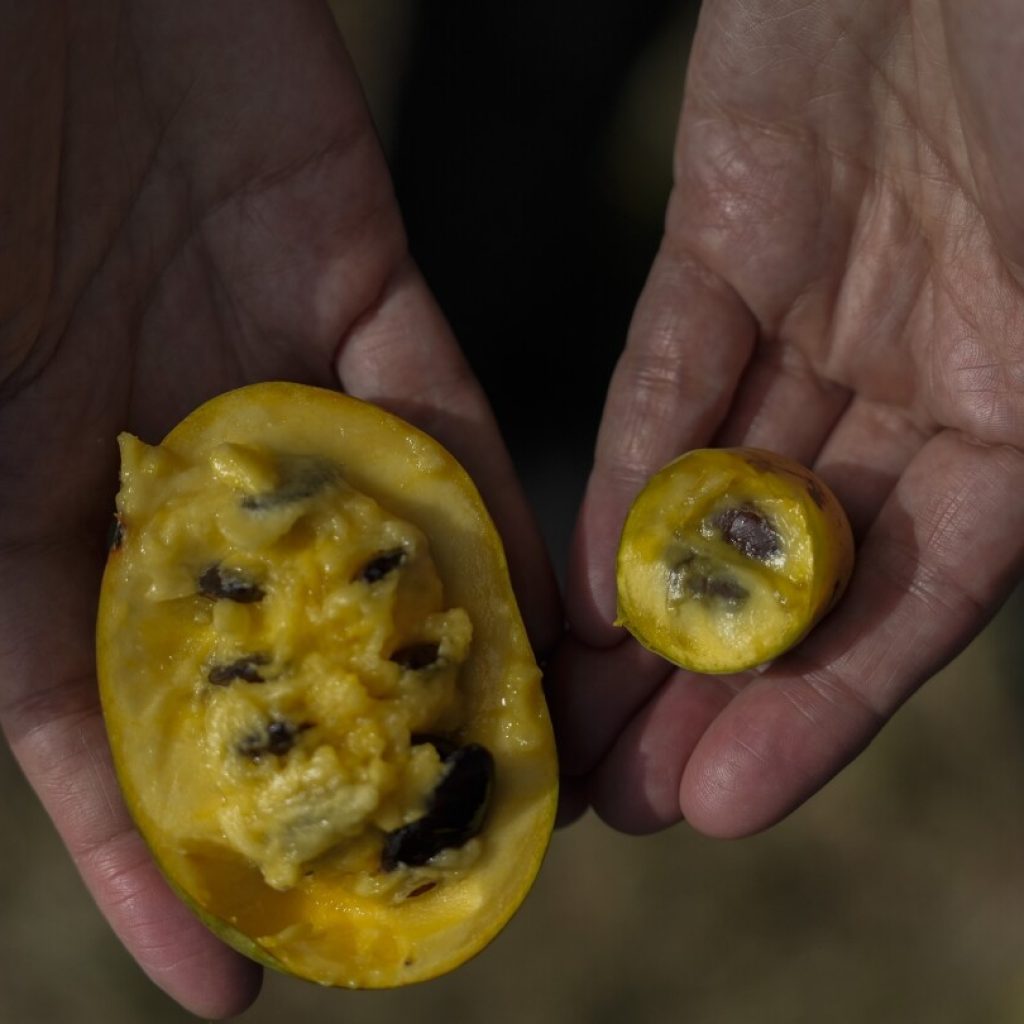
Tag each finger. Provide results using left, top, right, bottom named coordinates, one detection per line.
left=587, top=668, right=737, bottom=834
left=554, top=775, right=590, bottom=829
left=677, top=430, right=1024, bottom=837
left=0, top=543, right=260, bottom=1020
left=7, top=703, right=262, bottom=1019
left=546, top=633, right=671, bottom=778
left=712, top=341, right=850, bottom=464
left=335, top=258, right=561, bottom=657
left=813, top=396, right=934, bottom=538
left=566, top=245, right=756, bottom=645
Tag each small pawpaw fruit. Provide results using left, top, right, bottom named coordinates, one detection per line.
left=96, top=382, right=557, bottom=988
left=616, top=447, right=854, bottom=674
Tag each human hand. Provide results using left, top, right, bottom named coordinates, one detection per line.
left=552, top=0, right=1024, bottom=835
left=0, top=2, right=557, bottom=1016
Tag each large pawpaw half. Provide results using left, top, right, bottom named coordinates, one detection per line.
left=97, top=382, right=557, bottom=988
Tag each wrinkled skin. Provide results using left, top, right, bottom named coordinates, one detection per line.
left=0, top=2, right=557, bottom=1017
left=553, top=0, right=1024, bottom=833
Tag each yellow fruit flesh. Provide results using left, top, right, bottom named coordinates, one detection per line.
left=616, top=448, right=854, bottom=674
left=97, top=383, right=557, bottom=988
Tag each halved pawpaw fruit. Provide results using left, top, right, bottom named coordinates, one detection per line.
left=96, top=382, right=557, bottom=988
left=616, top=448, right=854, bottom=674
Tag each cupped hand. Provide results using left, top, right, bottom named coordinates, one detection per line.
left=0, top=2, right=557, bottom=1016
left=553, top=0, right=1024, bottom=836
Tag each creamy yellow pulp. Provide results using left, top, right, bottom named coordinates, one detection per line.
left=110, top=435, right=474, bottom=892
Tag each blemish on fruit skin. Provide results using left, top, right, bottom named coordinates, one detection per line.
left=744, top=455, right=774, bottom=474
left=807, top=480, right=826, bottom=508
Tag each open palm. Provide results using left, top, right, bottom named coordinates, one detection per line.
left=555, top=0, right=1024, bottom=835
left=0, top=2, right=556, bottom=1016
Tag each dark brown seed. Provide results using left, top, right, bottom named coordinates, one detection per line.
left=695, top=575, right=749, bottom=603
left=265, top=720, right=296, bottom=755
left=198, top=565, right=265, bottom=603
left=355, top=548, right=406, bottom=583
left=208, top=654, right=271, bottom=686
left=668, top=551, right=748, bottom=608
left=391, top=642, right=441, bottom=671
left=236, top=719, right=311, bottom=759
left=381, top=744, right=494, bottom=871
left=715, top=505, right=782, bottom=562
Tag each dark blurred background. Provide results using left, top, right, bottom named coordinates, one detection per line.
left=4, top=3, right=1024, bottom=1021
left=380, top=0, right=697, bottom=562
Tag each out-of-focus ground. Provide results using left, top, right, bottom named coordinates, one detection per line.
left=4, top=3, right=1024, bottom=1021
